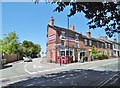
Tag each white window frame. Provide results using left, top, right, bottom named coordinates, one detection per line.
left=76, top=34, right=79, bottom=41
left=89, top=40, right=92, bottom=46
left=76, top=42, right=79, bottom=48
left=84, top=39, right=87, bottom=45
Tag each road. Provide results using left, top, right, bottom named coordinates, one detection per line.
left=0, top=58, right=120, bottom=87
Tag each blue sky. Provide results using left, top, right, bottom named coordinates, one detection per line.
left=2, top=2, right=118, bottom=53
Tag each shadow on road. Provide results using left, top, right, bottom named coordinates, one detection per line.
left=2, top=69, right=120, bottom=88
left=0, top=64, right=12, bottom=70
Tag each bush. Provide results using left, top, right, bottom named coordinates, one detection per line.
left=102, top=54, right=108, bottom=59
left=97, top=53, right=108, bottom=60
left=97, top=53, right=103, bottom=60
left=91, top=53, right=108, bottom=60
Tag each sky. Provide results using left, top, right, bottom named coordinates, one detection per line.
left=1, top=2, right=119, bottom=53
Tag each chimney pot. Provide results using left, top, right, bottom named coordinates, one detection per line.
left=100, top=36, right=108, bottom=40
left=69, top=25, right=74, bottom=31
left=86, top=30, right=91, bottom=38
left=48, top=17, right=54, bottom=26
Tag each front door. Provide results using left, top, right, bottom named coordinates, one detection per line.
left=74, top=49, right=78, bottom=62
left=80, top=52, right=85, bottom=62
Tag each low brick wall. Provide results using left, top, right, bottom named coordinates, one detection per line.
left=4, top=54, right=18, bottom=63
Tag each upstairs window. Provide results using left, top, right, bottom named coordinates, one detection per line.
left=114, top=44, right=116, bottom=49
left=105, top=43, right=107, bottom=48
left=102, top=43, right=104, bottom=48
left=76, top=42, right=79, bottom=48
left=76, top=34, right=79, bottom=41
left=89, top=40, right=92, bottom=46
left=108, top=44, right=111, bottom=49
left=61, top=40, right=64, bottom=46
left=84, top=39, right=87, bottom=45
left=97, top=42, right=99, bottom=48
left=61, top=31, right=65, bottom=39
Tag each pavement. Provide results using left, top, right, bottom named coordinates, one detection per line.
left=0, top=57, right=120, bottom=87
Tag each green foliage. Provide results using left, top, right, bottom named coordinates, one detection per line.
left=22, top=40, right=41, bottom=57
left=1, top=32, right=41, bottom=59
left=1, top=32, right=41, bottom=58
left=91, top=45, right=97, bottom=55
left=90, top=45, right=108, bottom=59
left=51, top=1, right=120, bottom=37
left=2, top=32, right=19, bottom=54
left=0, top=40, right=3, bottom=54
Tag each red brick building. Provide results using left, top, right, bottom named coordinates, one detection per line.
left=46, top=17, right=113, bottom=63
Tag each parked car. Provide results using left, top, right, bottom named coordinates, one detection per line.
left=23, top=56, right=32, bottom=62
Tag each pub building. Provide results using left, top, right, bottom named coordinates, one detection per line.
left=46, top=17, right=115, bottom=64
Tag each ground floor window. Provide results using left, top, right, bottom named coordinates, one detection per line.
left=66, top=50, right=73, bottom=56
left=59, top=50, right=73, bottom=56
left=61, top=51, right=65, bottom=56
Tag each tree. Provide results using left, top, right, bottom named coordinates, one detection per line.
left=2, top=32, right=20, bottom=54
left=22, top=40, right=41, bottom=57
left=34, top=1, right=120, bottom=37
left=0, top=40, right=3, bottom=54
left=52, top=1, right=120, bottom=37
left=90, top=45, right=97, bottom=59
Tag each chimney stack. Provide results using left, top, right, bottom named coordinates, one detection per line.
left=69, top=25, right=74, bottom=31
left=48, top=17, right=54, bottom=26
left=86, top=30, right=91, bottom=38
left=100, top=36, right=108, bottom=40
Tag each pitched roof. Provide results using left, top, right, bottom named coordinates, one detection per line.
left=48, top=24, right=81, bottom=35
left=48, top=24, right=119, bottom=44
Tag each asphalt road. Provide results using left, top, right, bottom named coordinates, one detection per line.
left=0, top=58, right=120, bottom=88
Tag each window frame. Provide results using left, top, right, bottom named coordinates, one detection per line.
left=84, top=39, right=87, bottom=46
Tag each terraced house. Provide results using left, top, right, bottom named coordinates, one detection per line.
left=46, top=17, right=120, bottom=64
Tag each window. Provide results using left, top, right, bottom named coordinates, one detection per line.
left=61, top=31, right=65, bottom=39
left=114, top=44, right=116, bottom=49
left=61, top=40, right=64, bottom=46
left=84, top=39, right=87, bottom=45
left=97, top=42, right=99, bottom=48
left=66, top=51, right=73, bottom=56
left=76, top=42, right=79, bottom=48
left=61, top=51, right=65, bottom=56
left=102, top=43, right=104, bottom=48
left=76, top=34, right=79, bottom=41
left=108, top=44, right=111, bottom=49
left=105, top=43, right=107, bottom=48
left=89, top=40, right=92, bottom=46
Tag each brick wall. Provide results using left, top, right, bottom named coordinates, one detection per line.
left=4, top=54, right=18, bottom=63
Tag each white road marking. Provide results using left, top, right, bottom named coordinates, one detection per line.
left=97, top=73, right=119, bottom=87
left=19, top=74, right=25, bottom=77
left=1, top=58, right=119, bottom=86
left=33, top=64, right=42, bottom=68
left=24, top=64, right=37, bottom=74
left=10, top=75, right=19, bottom=79
left=0, top=78, right=7, bottom=81
left=110, top=77, right=119, bottom=84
